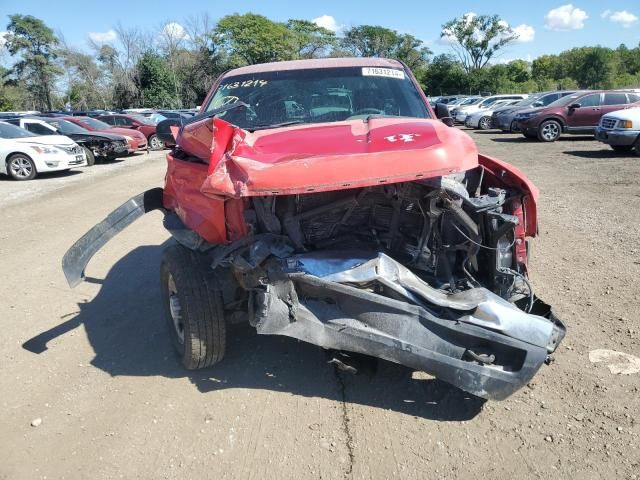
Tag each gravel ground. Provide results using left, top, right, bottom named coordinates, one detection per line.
left=0, top=130, right=639, bottom=479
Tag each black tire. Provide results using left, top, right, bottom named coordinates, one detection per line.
left=522, top=131, right=537, bottom=139
left=610, top=145, right=633, bottom=152
left=478, top=116, right=492, bottom=130
left=537, top=120, right=562, bottom=142
left=510, top=120, right=521, bottom=133
left=7, top=153, right=37, bottom=180
left=160, top=244, right=226, bottom=369
left=82, top=146, right=96, bottom=166
left=148, top=134, right=164, bottom=151
left=635, top=139, right=640, bottom=157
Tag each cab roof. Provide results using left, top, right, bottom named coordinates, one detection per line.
left=225, top=58, right=405, bottom=76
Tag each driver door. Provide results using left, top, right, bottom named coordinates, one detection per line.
left=567, top=93, right=602, bottom=129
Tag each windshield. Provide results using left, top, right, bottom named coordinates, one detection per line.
left=460, top=97, right=481, bottom=106
left=206, top=66, right=430, bottom=130
left=546, top=93, right=587, bottom=108
left=78, top=117, right=111, bottom=130
left=46, top=119, right=87, bottom=134
left=130, top=114, right=159, bottom=125
left=0, top=122, right=37, bottom=139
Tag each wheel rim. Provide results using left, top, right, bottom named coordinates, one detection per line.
left=10, top=157, right=33, bottom=178
left=541, top=123, right=559, bottom=140
left=167, top=274, right=184, bottom=344
left=150, top=136, right=162, bottom=149
left=480, top=117, right=490, bottom=129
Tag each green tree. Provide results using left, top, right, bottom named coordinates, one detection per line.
left=341, top=25, right=431, bottom=70
left=423, top=54, right=468, bottom=95
left=216, top=13, right=295, bottom=65
left=137, top=51, right=179, bottom=108
left=286, top=19, right=337, bottom=59
left=4, top=14, right=61, bottom=110
left=441, top=14, right=517, bottom=72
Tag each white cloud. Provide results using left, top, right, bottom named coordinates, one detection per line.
left=312, top=15, right=340, bottom=32
left=544, top=4, right=589, bottom=31
left=88, top=29, right=117, bottom=44
left=601, top=9, right=612, bottom=19
left=609, top=10, right=639, bottom=28
left=513, top=24, right=535, bottom=42
left=162, top=22, right=190, bottom=41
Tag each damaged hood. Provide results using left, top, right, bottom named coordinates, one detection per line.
left=177, top=117, right=478, bottom=198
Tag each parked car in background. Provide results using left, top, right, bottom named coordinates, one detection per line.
left=97, top=113, right=164, bottom=150
left=515, top=91, right=640, bottom=142
left=454, top=94, right=528, bottom=123
left=5, top=117, right=129, bottom=166
left=64, top=116, right=148, bottom=153
left=157, top=110, right=193, bottom=121
left=595, top=107, right=640, bottom=155
left=464, top=99, right=521, bottom=130
left=492, top=91, right=577, bottom=132
left=0, top=121, right=86, bottom=180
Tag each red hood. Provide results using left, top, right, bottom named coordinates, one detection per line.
left=176, top=117, right=478, bottom=198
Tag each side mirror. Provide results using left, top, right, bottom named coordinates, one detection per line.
left=156, top=119, right=180, bottom=146
left=568, top=103, right=581, bottom=109
left=434, top=103, right=454, bottom=127
left=435, top=102, right=450, bottom=119
left=533, top=101, right=543, bottom=107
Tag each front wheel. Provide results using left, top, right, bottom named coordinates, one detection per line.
left=7, top=153, right=37, bottom=180
left=160, top=245, right=226, bottom=369
left=148, top=134, right=164, bottom=151
left=478, top=116, right=492, bottom=130
left=538, top=120, right=562, bottom=142
left=611, top=145, right=633, bottom=152
left=82, top=146, right=96, bottom=166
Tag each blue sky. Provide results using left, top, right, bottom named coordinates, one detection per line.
left=1, top=0, right=639, bottom=62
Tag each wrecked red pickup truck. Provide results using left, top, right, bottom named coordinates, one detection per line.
left=63, top=58, right=565, bottom=400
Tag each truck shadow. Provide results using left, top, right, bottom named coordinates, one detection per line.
left=23, top=244, right=485, bottom=422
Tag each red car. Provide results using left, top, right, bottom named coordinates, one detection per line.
left=64, top=116, right=148, bottom=153
left=515, top=90, right=640, bottom=141
left=63, top=58, right=565, bottom=401
left=97, top=113, right=164, bottom=150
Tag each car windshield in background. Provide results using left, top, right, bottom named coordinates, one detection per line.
left=0, top=122, right=37, bottom=139
left=515, top=95, right=542, bottom=107
left=79, top=117, right=112, bottom=130
left=546, top=94, right=584, bottom=108
left=206, top=66, right=430, bottom=130
left=131, top=114, right=159, bottom=125
left=47, top=119, right=87, bottom=134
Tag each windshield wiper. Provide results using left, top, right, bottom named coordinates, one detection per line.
left=248, top=120, right=305, bottom=131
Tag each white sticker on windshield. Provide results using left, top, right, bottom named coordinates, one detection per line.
left=362, top=67, right=405, bottom=80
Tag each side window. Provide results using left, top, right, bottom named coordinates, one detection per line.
left=628, top=93, right=640, bottom=103
left=100, top=116, right=114, bottom=125
left=115, top=117, right=132, bottom=126
left=25, top=122, right=55, bottom=135
left=578, top=94, right=601, bottom=107
left=542, top=93, right=560, bottom=105
left=603, top=93, right=628, bottom=106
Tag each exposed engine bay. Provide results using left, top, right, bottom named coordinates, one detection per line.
left=159, top=168, right=565, bottom=400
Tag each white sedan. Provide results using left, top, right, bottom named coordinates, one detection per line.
left=0, top=121, right=87, bottom=180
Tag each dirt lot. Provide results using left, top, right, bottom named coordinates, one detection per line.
left=1, top=131, right=639, bottom=480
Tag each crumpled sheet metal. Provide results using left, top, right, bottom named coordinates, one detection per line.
left=286, top=251, right=559, bottom=351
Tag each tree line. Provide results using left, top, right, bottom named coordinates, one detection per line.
left=1, top=12, right=639, bottom=112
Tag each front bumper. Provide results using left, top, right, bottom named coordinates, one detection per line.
left=455, top=113, right=469, bottom=123
left=595, top=127, right=640, bottom=146
left=34, top=153, right=87, bottom=172
left=255, top=252, right=565, bottom=400
left=494, top=114, right=515, bottom=131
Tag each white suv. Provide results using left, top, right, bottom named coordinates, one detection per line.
left=595, top=107, right=640, bottom=155
left=0, top=121, right=87, bottom=180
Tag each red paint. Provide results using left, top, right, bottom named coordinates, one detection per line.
left=65, top=116, right=148, bottom=150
